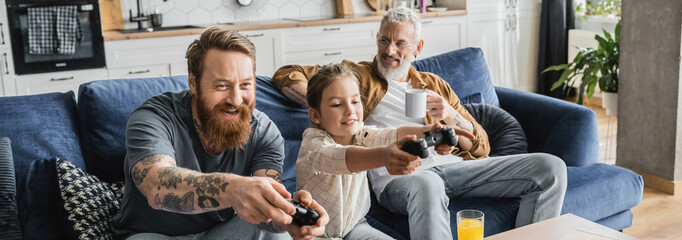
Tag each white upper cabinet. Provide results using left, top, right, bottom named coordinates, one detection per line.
left=467, top=0, right=541, bottom=92
left=282, top=22, right=379, bottom=66
left=419, top=16, right=467, bottom=59
left=241, top=29, right=283, bottom=77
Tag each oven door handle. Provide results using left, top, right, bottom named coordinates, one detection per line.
left=51, top=76, right=75, bottom=81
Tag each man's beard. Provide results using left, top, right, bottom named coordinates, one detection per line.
left=376, top=54, right=415, bottom=81
left=195, top=93, right=253, bottom=155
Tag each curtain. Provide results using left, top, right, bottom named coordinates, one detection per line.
left=536, top=0, right=575, bottom=97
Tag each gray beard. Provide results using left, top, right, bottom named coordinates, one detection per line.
left=376, top=54, right=415, bottom=81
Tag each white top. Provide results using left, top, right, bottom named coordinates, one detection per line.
left=296, top=126, right=398, bottom=238
left=365, top=79, right=463, bottom=198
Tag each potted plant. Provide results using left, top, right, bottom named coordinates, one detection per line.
left=543, top=20, right=620, bottom=115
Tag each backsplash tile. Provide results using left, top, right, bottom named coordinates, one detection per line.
left=122, top=0, right=374, bottom=29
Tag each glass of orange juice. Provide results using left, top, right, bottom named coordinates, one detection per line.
left=457, top=209, right=484, bottom=240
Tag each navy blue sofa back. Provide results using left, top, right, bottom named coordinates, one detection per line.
left=78, top=76, right=189, bottom=182
left=0, top=92, right=85, bottom=239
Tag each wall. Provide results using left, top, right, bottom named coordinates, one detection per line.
left=618, top=0, right=682, bottom=188
left=121, top=0, right=375, bottom=29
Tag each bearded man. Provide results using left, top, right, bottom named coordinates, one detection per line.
left=112, top=28, right=328, bottom=240
left=272, top=7, right=567, bottom=240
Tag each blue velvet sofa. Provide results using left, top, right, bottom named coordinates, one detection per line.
left=0, top=48, right=643, bottom=239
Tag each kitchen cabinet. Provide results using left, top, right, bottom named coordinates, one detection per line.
left=104, top=34, right=197, bottom=79
left=107, top=64, right=171, bottom=79
left=0, top=49, right=14, bottom=96
left=282, top=22, right=378, bottom=66
left=419, top=16, right=467, bottom=59
left=467, top=0, right=541, bottom=92
left=14, top=68, right=108, bottom=96
left=241, top=29, right=283, bottom=77
left=0, top=0, right=9, bottom=49
left=104, top=29, right=282, bottom=78
left=0, top=0, right=11, bottom=96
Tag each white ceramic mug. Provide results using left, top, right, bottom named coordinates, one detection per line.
left=405, top=89, right=428, bottom=118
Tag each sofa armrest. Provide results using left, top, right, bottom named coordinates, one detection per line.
left=495, top=87, right=599, bottom=166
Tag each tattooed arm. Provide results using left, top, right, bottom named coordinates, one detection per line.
left=254, top=169, right=286, bottom=232
left=131, top=154, right=297, bottom=225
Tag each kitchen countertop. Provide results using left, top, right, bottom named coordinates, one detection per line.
left=103, top=10, right=466, bottom=41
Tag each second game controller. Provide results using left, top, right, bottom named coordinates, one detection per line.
left=291, top=200, right=319, bottom=226
left=400, top=127, right=458, bottom=158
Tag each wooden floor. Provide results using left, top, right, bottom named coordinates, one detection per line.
left=588, top=100, right=682, bottom=240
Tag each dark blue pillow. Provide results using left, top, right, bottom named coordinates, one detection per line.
left=463, top=103, right=528, bottom=156
left=0, top=91, right=84, bottom=239
left=460, top=92, right=483, bottom=105
left=77, top=76, right=189, bottom=182
left=21, top=158, right=66, bottom=240
left=0, top=137, right=21, bottom=239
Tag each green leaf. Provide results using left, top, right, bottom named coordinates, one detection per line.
left=542, top=64, right=568, bottom=73
left=595, top=35, right=609, bottom=52
left=615, top=21, right=621, bottom=43
left=602, top=29, right=613, bottom=42
left=551, top=68, right=575, bottom=90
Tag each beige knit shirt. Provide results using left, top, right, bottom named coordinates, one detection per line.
left=296, top=126, right=397, bottom=239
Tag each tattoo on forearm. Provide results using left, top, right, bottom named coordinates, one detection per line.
left=140, top=154, right=164, bottom=165
left=264, top=169, right=282, bottom=183
left=158, top=167, right=184, bottom=189
left=132, top=154, right=166, bottom=185
left=283, top=87, right=308, bottom=105
left=155, top=192, right=195, bottom=213
left=183, top=173, right=228, bottom=209
left=132, top=166, right=150, bottom=186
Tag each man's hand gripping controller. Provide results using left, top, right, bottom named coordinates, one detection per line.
left=400, top=127, right=458, bottom=158
left=291, top=200, right=319, bottom=226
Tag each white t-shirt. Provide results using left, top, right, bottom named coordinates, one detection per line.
left=365, top=79, right=463, bottom=198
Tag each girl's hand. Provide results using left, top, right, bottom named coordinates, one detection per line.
left=383, top=136, right=422, bottom=175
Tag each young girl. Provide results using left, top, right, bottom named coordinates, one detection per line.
left=296, top=63, right=474, bottom=239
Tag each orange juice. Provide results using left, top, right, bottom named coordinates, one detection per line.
left=457, top=219, right=484, bottom=240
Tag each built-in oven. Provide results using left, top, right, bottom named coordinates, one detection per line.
left=6, top=0, right=105, bottom=75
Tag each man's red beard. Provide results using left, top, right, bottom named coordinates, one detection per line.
left=195, top=93, right=253, bottom=155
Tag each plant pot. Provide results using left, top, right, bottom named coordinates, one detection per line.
left=602, top=91, right=618, bottom=117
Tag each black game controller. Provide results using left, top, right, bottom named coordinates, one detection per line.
left=400, top=127, right=458, bottom=158
left=291, top=200, right=319, bottom=226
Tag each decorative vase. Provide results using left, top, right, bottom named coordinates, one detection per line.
left=602, top=91, right=618, bottom=117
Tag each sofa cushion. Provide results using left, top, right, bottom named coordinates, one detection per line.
left=56, top=158, right=123, bottom=240
left=77, top=76, right=189, bottom=182
left=463, top=103, right=528, bottom=156
left=460, top=92, right=483, bottom=105
left=22, top=158, right=66, bottom=239
left=255, top=76, right=309, bottom=191
left=562, top=164, right=643, bottom=223
left=412, top=48, right=499, bottom=107
left=0, top=91, right=84, bottom=239
left=0, top=137, right=21, bottom=239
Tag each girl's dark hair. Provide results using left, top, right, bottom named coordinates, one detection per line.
left=306, top=63, right=361, bottom=110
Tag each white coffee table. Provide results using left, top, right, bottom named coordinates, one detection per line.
left=484, top=214, right=638, bottom=240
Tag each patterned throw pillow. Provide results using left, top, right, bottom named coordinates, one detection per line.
left=56, top=158, right=125, bottom=240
